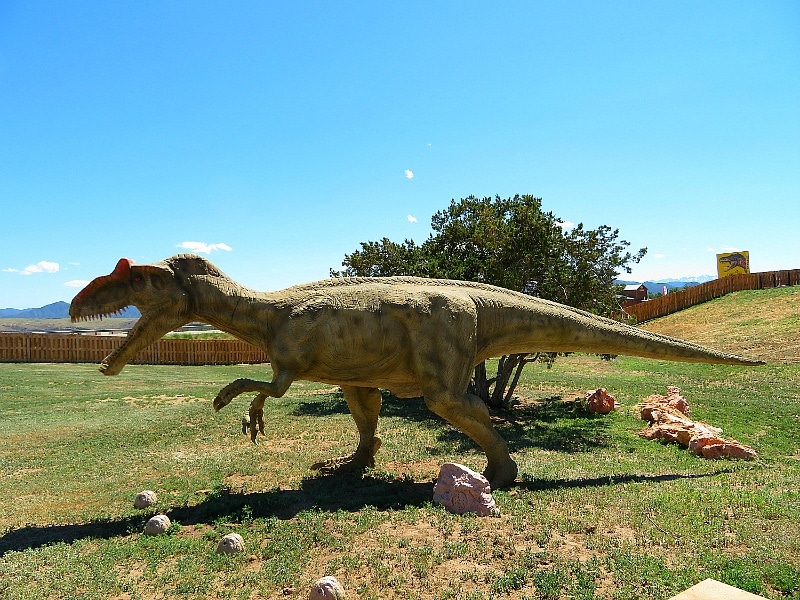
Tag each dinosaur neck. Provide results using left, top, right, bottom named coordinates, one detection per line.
left=190, top=277, right=279, bottom=349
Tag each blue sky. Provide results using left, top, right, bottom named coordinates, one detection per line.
left=1, top=1, right=798, bottom=309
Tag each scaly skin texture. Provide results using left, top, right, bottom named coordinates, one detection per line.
left=70, top=254, right=764, bottom=488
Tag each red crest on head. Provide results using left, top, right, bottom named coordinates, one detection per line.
left=113, top=258, right=133, bottom=276
left=71, top=257, right=136, bottom=304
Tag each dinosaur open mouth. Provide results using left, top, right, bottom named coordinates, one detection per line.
left=99, top=336, right=130, bottom=373
left=70, top=307, right=129, bottom=322
left=96, top=311, right=155, bottom=374
left=69, top=305, right=154, bottom=374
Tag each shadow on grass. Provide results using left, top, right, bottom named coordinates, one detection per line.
left=0, top=468, right=731, bottom=556
left=0, top=472, right=432, bottom=556
left=295, top=391, right=612, bottom=455
left=0, top=394, right=654, bottom=556
left=514, top=470, right=734, bottom=492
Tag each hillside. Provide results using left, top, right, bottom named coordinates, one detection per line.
left=0, top=317, right=140, bottom=333
left=641, top=286, right=800, bottom=363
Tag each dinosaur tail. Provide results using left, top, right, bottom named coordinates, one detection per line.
left=478, top=299, right=765, bottom=366
left=547, top=309, right=765, bottom=366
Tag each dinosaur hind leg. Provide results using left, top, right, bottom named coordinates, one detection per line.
left=424, top=389, right=518, bottom=489
left=311, top=386, right=382, bottom=474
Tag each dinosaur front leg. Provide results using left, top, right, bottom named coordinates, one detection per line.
left=311, top=386, right=382, bottom=474
left=213, top=370, right=294, bottom=411
left=213, top=371, right=294, bottom=441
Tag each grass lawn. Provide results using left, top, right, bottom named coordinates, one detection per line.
left=1, top=289, right=799, bottom=599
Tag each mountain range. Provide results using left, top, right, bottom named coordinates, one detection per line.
left=0, top=301, right=140, bottom=319
left=616, top=275, right=715, bottom=292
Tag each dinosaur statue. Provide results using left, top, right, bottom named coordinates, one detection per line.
left=69, top=254, right=764, bottom=489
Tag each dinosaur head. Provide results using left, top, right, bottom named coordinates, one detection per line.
left=69, top=255, right=206, bottom=375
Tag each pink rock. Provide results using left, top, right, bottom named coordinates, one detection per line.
left=433, top=462, right=498, bottom=517
left=639, top=387, right=690, bottom=420
left=585, top=388, right=617, bottom=414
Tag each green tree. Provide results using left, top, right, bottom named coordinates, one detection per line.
left=331, top=237, right=429, bottom=278
left=332, top=194, right=646, bottom=408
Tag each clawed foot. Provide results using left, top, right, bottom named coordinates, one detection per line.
left=310, top=437, right=382, bottom=474
left=483, top=457, right=519, bottom=490
left=241, top=407, right=264, bottom=442
left=236, top=393, right=266, bottom=442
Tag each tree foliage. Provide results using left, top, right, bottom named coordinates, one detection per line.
left=332, top=194, right=646, bottom=407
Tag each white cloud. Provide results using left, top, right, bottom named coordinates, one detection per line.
left=707, top=245, right=740, bottom=254
left=404, top=169, right=414, bottom=179
left=3, top=268, right=18, bottom=273
left=654, top=253, right=666, bottom=259
left=177, top=241, right=233, bottom=254
left=20, top=261, right=60, bottom=275
left=407, top=214, right=418, bottom=223
left=556, top=220, right=574, bottom=230
left=65, top=279, right=90, bottom=288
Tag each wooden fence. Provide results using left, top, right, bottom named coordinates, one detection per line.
left=624, top=269, right=800, bottom=323
left=0, top=334, right=269, bottom=366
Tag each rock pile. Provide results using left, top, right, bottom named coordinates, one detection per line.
left=638, top=386, right=757, bottom=460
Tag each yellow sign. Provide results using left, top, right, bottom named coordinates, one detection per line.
left=716, top=251, right=750, bottom=278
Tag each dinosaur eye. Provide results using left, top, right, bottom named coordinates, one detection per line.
left=133, top=275, right=143, bottom=283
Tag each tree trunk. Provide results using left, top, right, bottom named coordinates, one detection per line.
left=471, top=353, right=534, bottom=409
left=469, top=361, right=490, bottom=403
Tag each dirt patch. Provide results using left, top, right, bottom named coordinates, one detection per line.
left=179, top=523, right=213, bottom=540
left=381, top=458, right=441, bottom=483
left=7, top=467, right=43, bottom=478
left=120, top=395, right=206, bottom=408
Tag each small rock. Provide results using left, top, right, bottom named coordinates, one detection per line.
left=134, top=490, right=158, bottom=509
left=143, top=514, right=171, bottom=535
left=584, top=388, right=617, bottom=414
left=433, top=462, right=498, bottom=517
left=217, top=532, right=245, bottom=554
left=309, top=575, right=345, bottom=599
